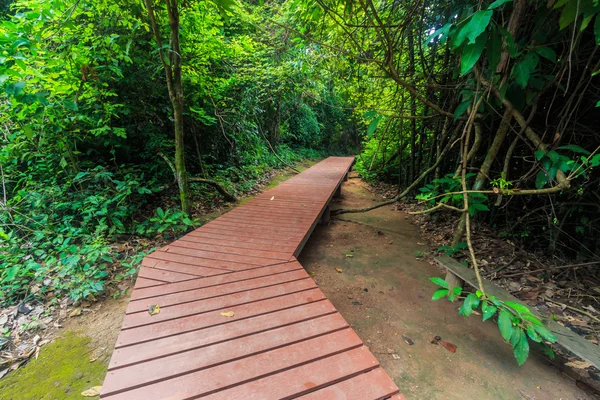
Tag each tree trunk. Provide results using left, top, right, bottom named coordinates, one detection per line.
left=145, top=0, right=191, bottom=215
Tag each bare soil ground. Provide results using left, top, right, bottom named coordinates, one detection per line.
left=298, top=174, right=590, bottom=400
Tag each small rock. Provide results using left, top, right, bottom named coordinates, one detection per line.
left=17, top=304, right=31, bottom=315
left=392, top=354, right=401, bottom=360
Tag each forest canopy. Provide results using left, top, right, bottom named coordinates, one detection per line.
left=1, top=0, right=599, bottom=313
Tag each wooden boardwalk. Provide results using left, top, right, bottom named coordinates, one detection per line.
left=101, top=157, right=402, bottom=400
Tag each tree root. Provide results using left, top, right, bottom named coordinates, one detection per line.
left=158, top=152, right=237, bottom=202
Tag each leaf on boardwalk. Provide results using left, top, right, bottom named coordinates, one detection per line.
left=148, top=304, right=160, bottom=316
left=270, top=196, right=275, bottom=200
left=335, top=267, right=343, bottom=273
left=81, top=386, right=102, bottom=397
left=220, top=311, right=235, bottom=317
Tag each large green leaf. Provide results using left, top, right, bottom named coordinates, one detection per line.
left=429, top=276, right=449, bottom=288
left=482, top=304, right=497, bottom=321
left=535, top=47, right=557, bottom=63
left=514, top=330, right=530, bottom=366
left=535, top=170, right=547, bottom=189
left=504, top=301, right=533, bottom=315
left=460, top=33, right=487, bottom=76
left=464, top=10, right=493, bottom=44
left=498, top=309, right=513, bottom=342
left=432, top=288, right=449, bottom=300
left=454, top=100, right=471, bottom=120
left=459, top=293, right=480, bottom=316
left=595, top=14, right=600, bottom=45
left=513, top=59, right=531, bottom=88
left=533, top=325, right=557, bottom=342
left=488, top=0, right=512, bottom=9
left=558, top=144, right=591, bottom=155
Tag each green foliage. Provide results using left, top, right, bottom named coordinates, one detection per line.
left=416, top=174, right=489, bottom=216
left=0, top=0, right=351, bottom=305
left=430, top=279, right=557, bottom=366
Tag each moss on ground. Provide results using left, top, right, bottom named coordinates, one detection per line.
left=0, top=332, right=106, bottom=400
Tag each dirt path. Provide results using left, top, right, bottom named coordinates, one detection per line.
left=298, top=175, right=590, bottom=400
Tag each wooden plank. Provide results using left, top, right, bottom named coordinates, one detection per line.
left=193, top=226, right=304, bottom=243
left=167, top=239, right=291, bottom=260
left=126, top=269, right=310, bottom=313
left=130, top=261, right=302, bottom=301
left=160, top=244, right=283, bottom=266
left=177, top=234, right=296, bottom=254
left=297, top=368, right=400, bottom=400
left=141, top=258, right=231, bottom=276
left=109, top=300, right=337, bottom=370
left=202, top=347, right=384, bottom=400
left=204, top=218, right=312, bottom=232
left=101, top=313, right=349, bottom=397
left=137, top=266, right=202, bottom=282
left=186, top=229, right=300, bottom=246
left=133, top=277, right=166, bottom=289
left=436, top=255, right=600, bottom=369
left=115, top=288, right=326, bottom=347
left=121, top=278, right=316, bottom=329
left=146, top=251, right=254, bottom=271
left=103, top=329, right=364, bottom=400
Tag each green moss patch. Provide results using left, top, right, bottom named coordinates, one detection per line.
left=0, top=332, right=106, bottom=399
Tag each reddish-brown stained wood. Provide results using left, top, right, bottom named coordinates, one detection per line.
left=102, top=313, right=349, bottom=396
left=109, top=300, right=337, bottom=369
left=130, top=261, right=302, bottom=301
left=121, top=278, right=316, bottom=329
left=103, top=329, right=363, bottom=400
left=177, top=234, right=297, bottom=254
left=137, top=266, right=202, bottom=282
left=116, top=288, right=326, bottom=347
left=167, top=240, right=291, bottom=260
left=126, top=269, right=310, bottom=313
left=159, top=244, right=285, bottom=265
left=141, top=258, right=230, bottom=277
left=202, top=347, right=383, bottom=400
left=102, top=157, right=402, bottom=400
left=296, top=368, right=400, bottom=399
left=133, top=277, right=166, bottom=289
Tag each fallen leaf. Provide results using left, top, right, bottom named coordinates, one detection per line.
left=148, top=305, right=160, bottom=316
left=439, top=340, right=457, bottom=353
left=345, top=254, right=353, bottom=258
left=69, top=308, right=82, bottom=318
left=335, top=268, right=343, bottom=273
left=391, top=354, right=401, bottom=360
left=89, top=347, right=105, bottom=362
left=81, top=386, right=102, bottom=397
left=220, top=311, right=235, bottom=317
left=270, top=196, right=275, bottom=200
left=402, top=336, right=414, bottom=345
left=351, top=301, right=362, bottom=306
left=565, top=360, right=592, bottom=369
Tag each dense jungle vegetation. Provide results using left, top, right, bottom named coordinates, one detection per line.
left=1, top=0, right=599, bottom=364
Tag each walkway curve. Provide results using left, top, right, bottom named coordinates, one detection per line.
left=101, top=157, right=403, bottom=400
